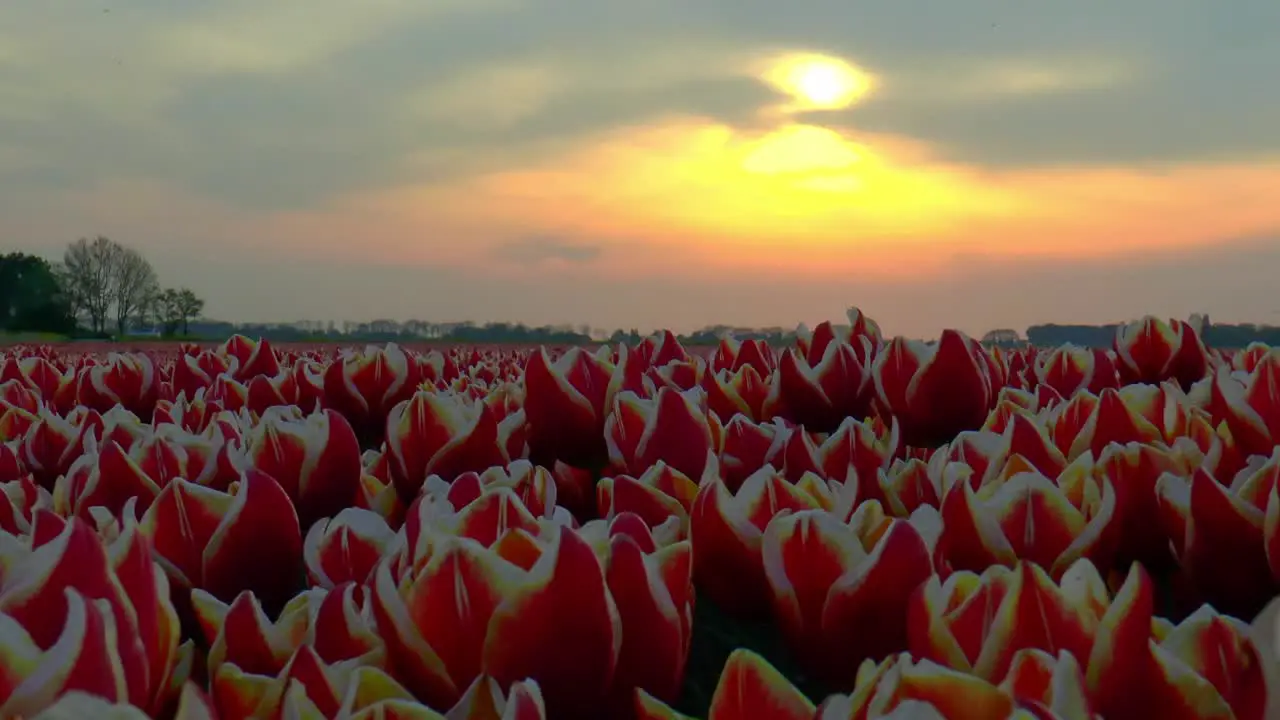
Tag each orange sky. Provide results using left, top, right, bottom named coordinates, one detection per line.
left=2, top=2, right=1279, bottom=338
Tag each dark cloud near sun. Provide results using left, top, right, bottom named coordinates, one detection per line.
left=496, top=236, right=605, bottom=264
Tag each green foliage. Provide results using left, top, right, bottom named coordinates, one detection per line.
left=0, top=252, right=77, bottom=334
left=151, top=287, right=206, bottom=337
left=677, top=597, right=823, bottom=716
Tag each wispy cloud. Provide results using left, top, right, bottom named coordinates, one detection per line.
left=497, top=236, right=606, bottom=264
left=154, top=0, right=508, bottom=76
left=930, top=57, right=1137, bottom=100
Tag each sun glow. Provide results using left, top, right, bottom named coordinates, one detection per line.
left=761, top=53, right=877, bottom=110
left=440, top=51, right=1042, bottom=269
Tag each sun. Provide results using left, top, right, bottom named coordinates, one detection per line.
left=760, top=53, right=877, bottom=110
left=795, top=64, right=849, bottom=105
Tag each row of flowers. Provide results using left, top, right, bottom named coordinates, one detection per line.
left=1, top=314, right=1244, bottom=449
left=0, top=465, right=1266, bottom=719
left=0, top=313, right=1276, bottom=718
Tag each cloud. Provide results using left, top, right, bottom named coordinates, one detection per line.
left=0, top=0, right=524, bottom=208
left=4, top=0, right=1280, bottom=340
left=154, top=0, right=514, bottom=77
left=496, top=236, right=605, bottom=264
left=403, top=38, right=771, bottom=133
left=6, top=0, right=1278, bottom=217
left=922, top=57, right=1136, bottom=100
left=414, top=110, right=1280, bottom=284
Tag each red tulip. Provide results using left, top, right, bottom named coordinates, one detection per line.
left=817, top=650, right=1089, bottom=719
left=814, top=416, right=900, bottom=501
left=866, top=458, right=942, bottom=518
left=54, top=435, right=163, bottom=520
left=1208, top=356, right=1280, bottom=459
left=0, top=406, right=37, bottom=445
left=205, top=374, right=248, bottom=413
left=1034, top=345, right=1118, bottom=397
left=0, top=474, right=42, bottom=535
left=243, top=406, right=363, bottom=527
left=154, top=390, right=223, bottom=434
left=303, top=508, right=396, bottom=588
left=522, top=346, right=627, bottom=467
left=635, top=330, right=691, bottom=369
left=710, top=336, right=776, bottom=376
left=598, top=461, right=700, bottom=535
left=762, top=504, right=934, bottom=688
left=324, top=344, right=423, bottom=446
left=1059, top=383, right=1213, bottom=465
left=702, top=364, right=769, bottom=424
left=171, top=350, right=235, bottom=401
left=152, top=422, right=244, bottom=492
left=580, top=514, right=694, bottom=714
left=799, top=316, right=881, bottom=366
left=98, top=405, right=150, bottom=451
left=909, top=560, right=1106, bottom=684
left=192, top=584, right=403, bottom=719
left=690, top=467, right=831, bottom=619
left=140, top=470, right=304, bottom=615
left=442, top=461, right=563, bottom=522
left=935, top=463, right=1116, bottom=578
left=1089, top=441, right=1191, bottom=572
left=373, top=524, right=622, bottom=719
left=1114, top=316, right=1210, bottom=389
left=383, top=390, right=519, bottom=500
left=0, top=512, right=188, bottom=716
left=764, top=335, right=875, bottom=433
left=19, top=406, right=98, bottom=488
left=1156, top=455, right=1280, bottom=619
left=243, top=370, right=300, bottom=417
left=0, top=440, right=26, bottom=483
left=0, top=378, right=40, bottom=415
left=606, top=387, right=716, bottom=483
left=4, top=356, right=76, bottom=414
left=1087, top=564, right=1266, bottom=720
left=218, top=335, right=281, bottom=383
left=647, top=355, right=705, bottom=394
left=76, top=353, right=159, bottom=419
left=717, top=416, right=788, bottom=491
left=873, top=330, right=995, bottom=447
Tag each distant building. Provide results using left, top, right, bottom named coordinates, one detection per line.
left=981, top=328, right=1025, bottom=347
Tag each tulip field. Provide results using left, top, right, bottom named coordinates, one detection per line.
left=2, top=313, right=1278, bottom=719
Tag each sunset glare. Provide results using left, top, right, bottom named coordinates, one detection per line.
left=2, top=2, right=1279, bottom=339
left=762, top=53, right=877, bottom=110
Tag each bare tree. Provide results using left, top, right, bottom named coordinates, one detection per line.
left=60, top=236, right=118, bottom=333
left=59, top=236, right=163, bottom=335
left=155, top=287, right=205, bottom=336
left=111, top=245, right=159, bottom=334
left=175, top=288, right=204, bottom=335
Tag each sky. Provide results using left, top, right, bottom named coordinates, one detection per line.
left=2, top=1, right=1279, bottom=339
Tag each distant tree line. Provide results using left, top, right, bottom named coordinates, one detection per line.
left=680, top=326, right=800, bottom=346
left=179, top=319, right=597, bottom=345
left=168, top=321, right=803, bottom=346
left=1, top=237, right=205, bottom=338
left=8, top=242, right=1280, bottom=350
left=1025, top=323, right=1280, bottom=349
